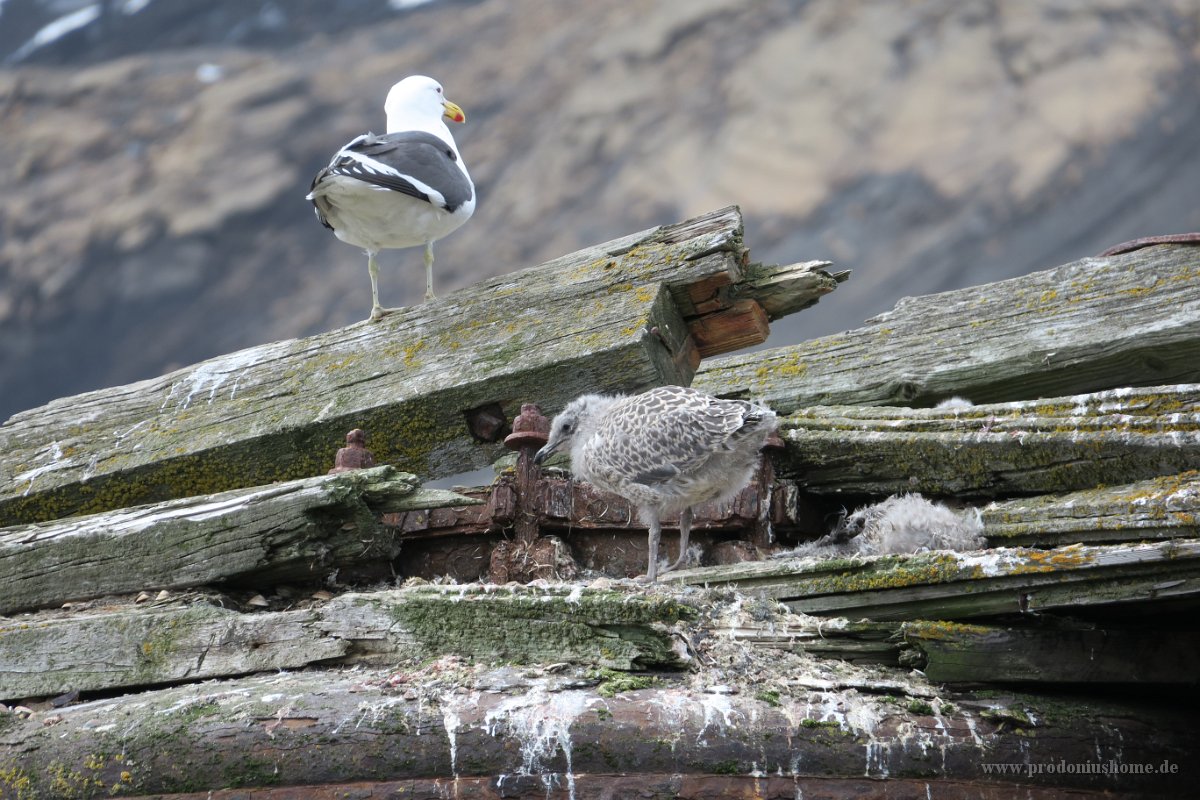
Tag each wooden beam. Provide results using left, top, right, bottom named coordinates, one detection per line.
left=0, top=466, right=474, bottom=615
left=983, top=470, right=1200, bottom=546
left=695, top=243, right=1200, bottom=412
left=666, top=539, right=1200, bottom=621
left=775, top=385, right=1200, bottom=497
left=722, top=615, right=1200, bottom=685
left=736, top=259, right=848, bottom=319
left=900, top=621, right=1200, bottom=684
left=723, top=617, right=900, bottom=665
left=0, top=208, right=845, bottom=527
left=0, top=586, right=690, bottom=700
left=0, top=604, right=340, bottom=701
left=1, top=654, right=1191, bottom=797
left=689, top=298, right=770, bottom=356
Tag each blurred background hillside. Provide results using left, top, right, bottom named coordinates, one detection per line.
left=2, top=0, right=1199, bottom=421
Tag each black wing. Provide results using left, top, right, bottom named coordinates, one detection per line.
left=312, top=131, right=473, bottom=213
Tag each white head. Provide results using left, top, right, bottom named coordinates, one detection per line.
left=383, top=75, right=467, bottom=137
left=533, top=394, right=618, bottom=466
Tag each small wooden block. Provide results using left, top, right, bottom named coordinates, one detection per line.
left=688, top=299, right=770, bottom=357
left=685, top=272, right=734, bottom=316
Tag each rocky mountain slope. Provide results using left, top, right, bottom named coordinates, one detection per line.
left=2, top=0, right=1199, bottom=420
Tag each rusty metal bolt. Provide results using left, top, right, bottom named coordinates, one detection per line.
left=329, top=428, right=376, bottom=473
left=504, top=403, right=550, bottom=451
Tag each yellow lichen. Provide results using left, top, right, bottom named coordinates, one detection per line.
left=402, top=338, right=426, bottom=367
left=754, top=352, right=808, bottom=383
left=903, top=620, right=993, bottom=640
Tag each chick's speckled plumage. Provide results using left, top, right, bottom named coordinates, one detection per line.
left=535, top=385, right=777, bottom=581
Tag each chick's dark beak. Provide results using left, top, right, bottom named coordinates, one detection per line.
left=532, top=443, right=555, bottom=466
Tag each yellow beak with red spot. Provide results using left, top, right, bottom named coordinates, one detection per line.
left=443, top=99, right=466, bottom=124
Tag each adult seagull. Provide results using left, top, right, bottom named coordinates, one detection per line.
left=308, top=76, right=476, bottom=321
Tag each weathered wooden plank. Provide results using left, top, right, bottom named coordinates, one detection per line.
left=982, top=471, right=1200, bottom=546
left=667, top=539, right=1200, bottom=621
left=776, top=385, right=1200, bottom=497
left=0, top=604, right=340, bottom=701
left=724, top=618, right=900, bottom=665
left=900, top=621, right=1200, bottom=684
left=1, top=662, right=1190, bottom=797
left=319, top=584, right=690, bottom=669
left=0, top=586, right=690, bottom=700
left=725, top=614, right=1200, bottom=685
left=696, top=243, right=1200, bottom=412
left=0, top=208, right=844, bottom=527
left=0, top=466, right=473, bottom=615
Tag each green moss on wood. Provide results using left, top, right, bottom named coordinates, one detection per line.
left=788, top=551, right=974, bottom=595
left=591, top=668, right=659, bottom=697
left=0, top=752, right=137, bottom=800
left=375, top=586, right=693, bottom=669
left=905, top=698, right=935, bottom=715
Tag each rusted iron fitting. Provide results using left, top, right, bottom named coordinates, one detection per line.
left=505, top=404, right=551, bottom=544
left=762, top=430, right=786, bottom=452
left=504, top=403, right=550, bottom=451
left=329, top=428, right=376, bottom=473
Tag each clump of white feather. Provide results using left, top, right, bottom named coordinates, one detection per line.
left=782, top=494, right=984, bottom=557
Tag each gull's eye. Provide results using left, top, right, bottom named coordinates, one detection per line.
left=561, top=423, right=573, bottom=433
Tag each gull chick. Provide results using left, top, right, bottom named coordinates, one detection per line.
left=308, top=75, right=475, bottom=321
left=534, top=385, right=777, bottom=582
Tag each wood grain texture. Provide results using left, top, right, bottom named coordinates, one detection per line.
left=1, top=656, right=1191, bottom=797
left=982, top=470, right=1200, bottom=546
left=901, top=621, right=1200, bottom=684
left=0, top=585, right=690, bottom=700
left=667, top=538, right=1200, bottom=621
left=776, top=385, right=1200, bottom=497
left=0, top=465, right=472, bottom=615
left=696, top=245, right=1200, bottom=412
